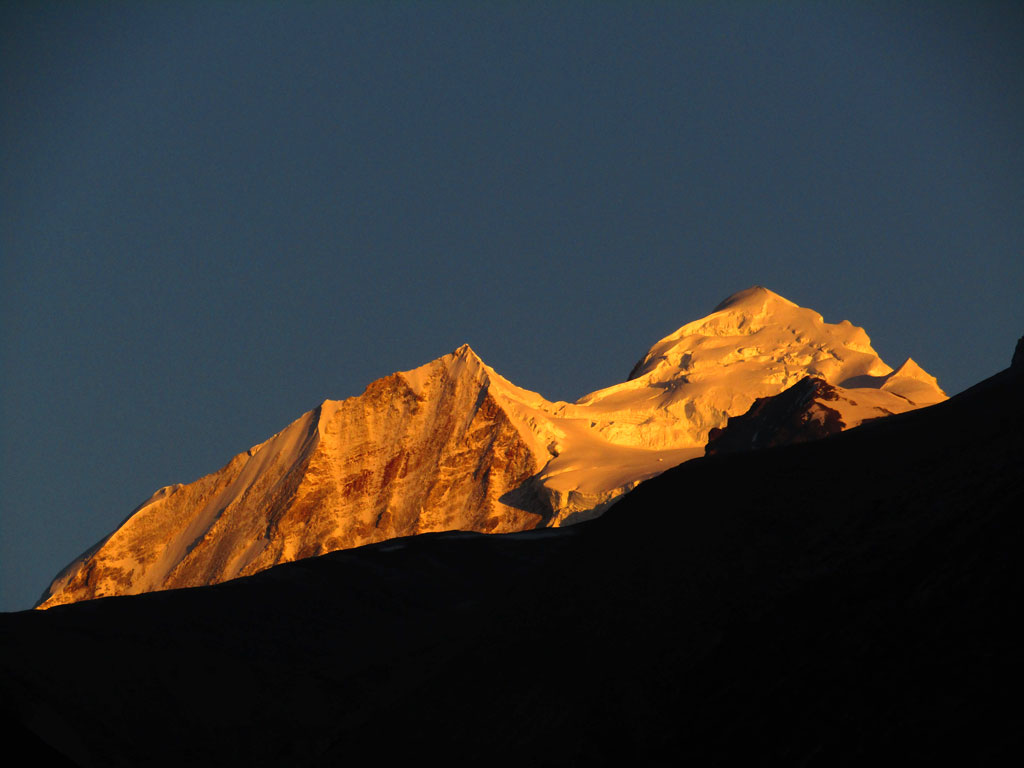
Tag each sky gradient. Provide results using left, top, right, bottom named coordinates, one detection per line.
left=2, top=2, right=1022, bottom=611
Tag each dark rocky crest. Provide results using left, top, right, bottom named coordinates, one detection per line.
left=705, top=376, right=844, bottom=456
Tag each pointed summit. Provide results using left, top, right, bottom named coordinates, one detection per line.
left=879, top=358, right=946, bottom=405
left=453, top=342, right=479, bottom=359
left=889, top=357, right=934, bottom=382
left=397, top=343, right=491, bottom=397
left=712, top=285, right=796, bottom=313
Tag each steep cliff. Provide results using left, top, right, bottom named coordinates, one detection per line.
left=39, top=346, right=550, bottom=607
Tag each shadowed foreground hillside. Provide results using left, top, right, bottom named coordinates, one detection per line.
left=2, top=357, right=1021, bottom=766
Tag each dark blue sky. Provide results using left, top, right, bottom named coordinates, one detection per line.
left=2, top=2, right=1022, bottom=611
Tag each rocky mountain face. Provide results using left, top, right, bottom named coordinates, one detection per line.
left=705, top=376, right=846, bottom=455
left=38, top=286, right=947, bottom=608
left=40, top=347, right=551, bottom=608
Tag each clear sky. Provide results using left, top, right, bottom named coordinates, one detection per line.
left=2, top=2, right=1022, bottom=612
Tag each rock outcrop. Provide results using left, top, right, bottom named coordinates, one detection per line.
left=706, top=376, right=846, bottom=455
left=703, top=371, right=936, bottom=456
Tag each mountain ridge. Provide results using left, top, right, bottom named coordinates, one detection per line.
left=37, top=287, right=947, bottom=608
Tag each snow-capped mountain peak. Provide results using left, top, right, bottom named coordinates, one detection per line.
left=37, top=288, right=947, bottom=608
left=629, top=285, right=891, bottom=385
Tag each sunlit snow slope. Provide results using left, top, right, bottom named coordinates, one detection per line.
left=38, top=287, right=945, bottom=608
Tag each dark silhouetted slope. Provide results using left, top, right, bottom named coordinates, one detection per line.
left=2, top=356, right=1019, bottom=766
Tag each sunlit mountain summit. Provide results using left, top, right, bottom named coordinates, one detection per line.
left=39, top=286, right=945, bottom=608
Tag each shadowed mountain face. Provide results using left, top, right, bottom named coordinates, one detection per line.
left=701, top=374, right=919, bottom=455
left=2, top=353, right=1019, bottom=765
left=705, top=375, right=847, bottom=454
left=38, top=287, right=946, bottom=609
